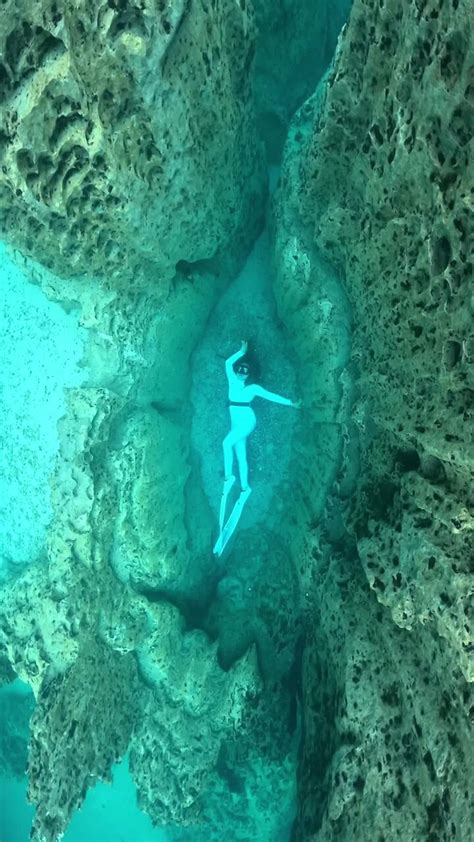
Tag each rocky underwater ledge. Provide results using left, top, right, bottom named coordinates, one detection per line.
left=0, top=1, right=473, bottom=841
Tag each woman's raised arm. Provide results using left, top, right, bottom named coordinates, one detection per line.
left=225, top=341, right=247, bottom=377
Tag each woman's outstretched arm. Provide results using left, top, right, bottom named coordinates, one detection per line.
left=252, top=385, right=300, bottom=407
left=225, top=341, right=247, bottom=377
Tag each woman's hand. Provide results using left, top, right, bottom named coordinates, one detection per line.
left=240, top=340, right=248, bottom=354
left=292, top=398, right=302, bottom=409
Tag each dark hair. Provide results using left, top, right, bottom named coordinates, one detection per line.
left=234, top=344, right=260, bottom=384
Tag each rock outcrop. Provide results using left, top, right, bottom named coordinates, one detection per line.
left=0, top=2, right=272, bottom=840
left=1, top=0, right=471, bottom=840
left=273, top=0, right=473, bottom=839
left=0, top=0, right=265, bottom=283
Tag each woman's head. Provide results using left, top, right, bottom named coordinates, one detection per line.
left=234, top=342, right=260, bottom=384
left=234, top=360, right=250, bottom=380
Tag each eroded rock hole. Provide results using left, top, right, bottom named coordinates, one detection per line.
left=443, top=339, right=461, bottom=369
left=431, top=234, right=452, bottom=274
left=439, top=31, right=466, bottom=86
left=108, top=8, right=147, bottom=39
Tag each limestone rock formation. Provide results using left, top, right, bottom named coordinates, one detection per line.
left=28, top=641, right=140, bottom=842
left=1, top=0, right=472, bottom=840
left=273, top=0, right=473, bottom=839
left=129, top=606, right=262, bottom=827
left=0, top=0, right=265, bottom=283
left=0, top=2, right=271, bottom=839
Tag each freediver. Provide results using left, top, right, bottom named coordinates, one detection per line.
left=214, top=340, right=300, bottom=556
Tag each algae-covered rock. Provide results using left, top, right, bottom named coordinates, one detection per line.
left=273, top=0, right=474, bottom=839
left=129, top=601, right=263, bottom=826
left=27, top=640, right=140, bottom=842
left=0, top=0, right=266, bottom=283
left=0, top=2, right=270, bottom=839
left=297, top=555, right=473, bottom=842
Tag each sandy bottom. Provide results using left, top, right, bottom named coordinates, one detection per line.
left=0, top=243, right=85, bottom=579
left=190, top=227, right=298, bottom=535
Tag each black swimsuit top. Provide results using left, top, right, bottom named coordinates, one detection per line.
left=228, top=401, right=251, bottom=407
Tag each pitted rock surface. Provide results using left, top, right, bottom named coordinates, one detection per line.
left=0, top=3, right=269, bottom=839
left=0, top=0, right=265, bottom=283
left=273, top=1, right=473, bottom=839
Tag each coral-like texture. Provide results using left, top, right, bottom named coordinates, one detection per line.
left=0, top=2, right=270, bottom=839
left=299, top=558, right=473, bottom=842
left=301, top=0, right=474, bottom=678
left=0, top=0, right=265, bottom=283
left=129, top=602, right=262, bottom=826
left=273, top=0, right=473, bottom=839
left=28, top=641, right=139, bottom=841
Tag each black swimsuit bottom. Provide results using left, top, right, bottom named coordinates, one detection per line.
left=228, top=401, right=251, bottom=407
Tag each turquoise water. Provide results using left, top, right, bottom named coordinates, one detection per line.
left=1, top=685, right=166, bottom=842
left=2, top=2, right=471, bottom=841
left=0, top=244, right=85, bottom=581
left=0, top=4, right=353, bottom=842
left=0, top=225, right=302, bottom=840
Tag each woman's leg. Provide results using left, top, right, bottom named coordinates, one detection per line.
left=220, top=430, right=240, bottom=532
left=234, top=437, right=249, bottom=490
left=214, top=436, right=252, bottom=555
left=223, top=429, right=239, bottom=479
left=224, top=410, right=256, bottom=478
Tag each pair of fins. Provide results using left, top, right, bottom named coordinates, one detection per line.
left=213, top=475, right=251, bottom=557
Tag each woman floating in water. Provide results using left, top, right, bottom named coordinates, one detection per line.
left=214, top=340, right=300, bottom=556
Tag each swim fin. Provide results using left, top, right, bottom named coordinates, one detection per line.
left=219, top=475, right=236, bottom=532
left=213, top=486, right=252, bottom=557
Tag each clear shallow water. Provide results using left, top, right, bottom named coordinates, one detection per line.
left=0, top=4, right=353, bottom=840
left=0, top=224, right=301, bottom=842
left=0, top=683, right=168, bottom=842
